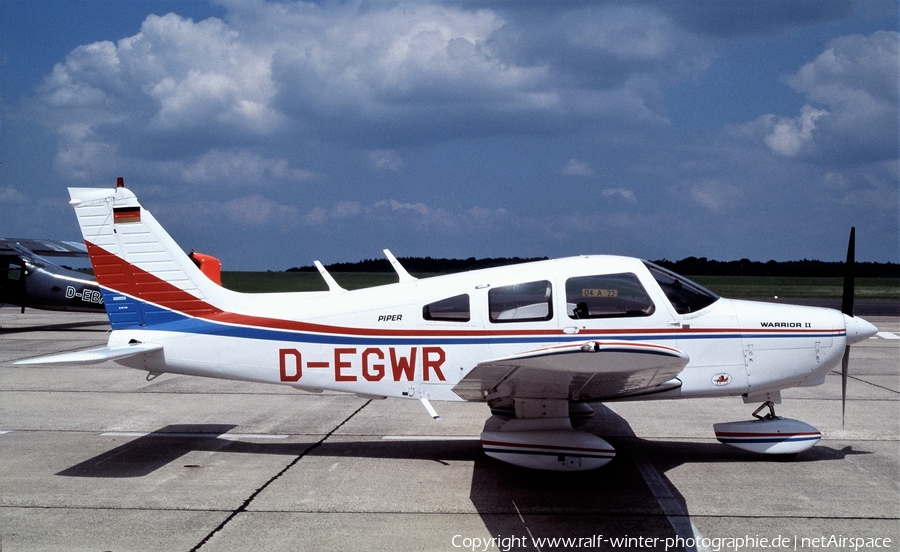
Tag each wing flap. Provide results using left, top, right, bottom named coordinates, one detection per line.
left=15, top=342, right=163, bottom=365
left=453, top=341, right=688, bottom=402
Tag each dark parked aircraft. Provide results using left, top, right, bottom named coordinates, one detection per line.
left=1, top=237, right=222, bottom=313
left=0, top=237, right=104, bottom=313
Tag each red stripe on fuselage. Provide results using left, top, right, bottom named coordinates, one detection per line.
left=85, top=242, right=564, bottom=338
left=84, top=242, right=845, bottom=341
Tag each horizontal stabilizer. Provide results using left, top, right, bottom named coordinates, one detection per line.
left=15, top=342, right=163, bottom=366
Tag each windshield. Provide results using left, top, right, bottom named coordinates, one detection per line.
left=643, top=261, right=719, bottom=315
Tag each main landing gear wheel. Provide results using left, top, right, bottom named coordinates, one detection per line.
left=480, top=400, right=613, bottom=471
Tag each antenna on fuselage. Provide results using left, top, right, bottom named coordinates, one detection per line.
left=314, top=260, right=346, bottom=292
left=383, top=249, right=416, bottom=282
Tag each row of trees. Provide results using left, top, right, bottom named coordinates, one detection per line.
left=653, top=257, right=899, bottom=277
left=288, top=256, right=899, bottom=277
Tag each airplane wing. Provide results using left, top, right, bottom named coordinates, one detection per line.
left=0, top=238, right=88, bottom=258
left=452, top=341, right=687, bottom=402
left=15, top=342, right=163, bottom=366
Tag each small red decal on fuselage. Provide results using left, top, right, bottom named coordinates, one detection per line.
left=278, top=346, right=446, bottom=383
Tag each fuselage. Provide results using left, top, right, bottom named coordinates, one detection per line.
left=105, top=254, right=856, bottom=405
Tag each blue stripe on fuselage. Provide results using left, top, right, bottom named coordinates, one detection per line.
left=109, top=296, right=845, bottom=346
left=100, top=287, right=185, bottom=329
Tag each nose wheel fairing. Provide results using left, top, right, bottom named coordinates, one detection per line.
left=713, top=401, right=821, bottom=456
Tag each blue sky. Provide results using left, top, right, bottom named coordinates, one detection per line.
left=1, top=0, right=897, bottom=270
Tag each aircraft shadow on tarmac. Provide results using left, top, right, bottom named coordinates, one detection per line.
left=53, top=408, right=872, bottom=477
left=55, top=405, right=868, bottom=480
left=55, top=407, right=871, bottom=548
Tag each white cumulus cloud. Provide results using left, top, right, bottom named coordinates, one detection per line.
left=601, top=188, right=637, bottom=202
left=561, top=158, right=595, bottom=177
left=176, top=149, right=315, bottom=186
left=689, top=179, right=741, bottom=212
left=222, top=195, right=298, bottom=226
left=759, top=31, right=899, bottom=165
left=369, top=150, right=404, bottom=172
left=763, top=105, right=827, bottom=157
left=30, top=1, right=719, bottom=183
left=0, top=186, right=28, bottom=204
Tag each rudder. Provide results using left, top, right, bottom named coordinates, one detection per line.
left=69, top=182, right=233, bottom=329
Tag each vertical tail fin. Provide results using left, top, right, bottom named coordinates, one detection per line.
left=69, top=184, right=235, bottom=329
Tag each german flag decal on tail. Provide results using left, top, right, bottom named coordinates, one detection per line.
left=113, top=206, right=141, bottom=224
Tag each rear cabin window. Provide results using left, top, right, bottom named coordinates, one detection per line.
left=423, top=294, right=470, bottom=322
left=6, top=264, right=22, bottom=281
left=566, top=273, right=655, bottom=319
left=489, top=280, right=553, bottom=323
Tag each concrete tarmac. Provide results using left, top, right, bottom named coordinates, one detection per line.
left=1, top=306, right=897, bottom=551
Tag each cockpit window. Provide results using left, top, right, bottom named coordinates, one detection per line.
left=566, top=273, right=655, bottom=319
left=643, top=261, right=719, bottom=314
left=489, top=280, right=553, bottom=323
left=423, top=294, right=470, bottom=322
left=5, top=263, right=22, bottom=281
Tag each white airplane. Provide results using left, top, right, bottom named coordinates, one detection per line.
left=18, top=180, right=878, bottom=471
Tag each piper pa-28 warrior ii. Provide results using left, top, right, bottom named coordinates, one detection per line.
left=18, top=179, right=878, bottom=471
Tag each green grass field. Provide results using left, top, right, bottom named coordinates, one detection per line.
left=220, top=271, right=899, bottom=300
left=691, top=276, right=898, bottom=300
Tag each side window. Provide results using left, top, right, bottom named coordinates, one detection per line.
left=4, top=261, right=23, bottom=281
left=566, top=273, right=655, bottom=319
left=643, top=262, right=719, bottom=315
left=423, top=294, right=470, bottom=322
left=489, top=280, right=553, bottom=323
